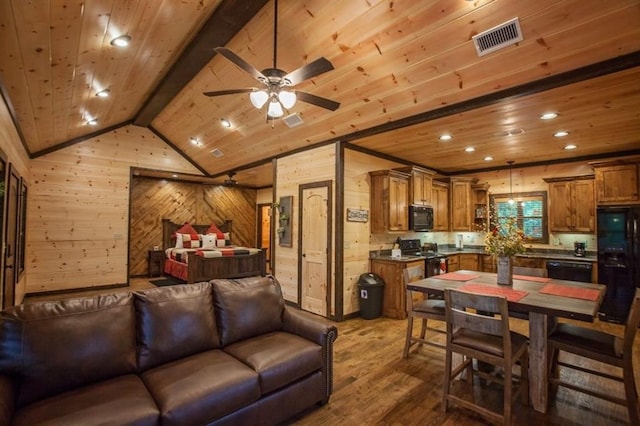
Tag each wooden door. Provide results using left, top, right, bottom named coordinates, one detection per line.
left=3, top=165, right=19, bottom=309
left=299, top=183, right=331, bottom=316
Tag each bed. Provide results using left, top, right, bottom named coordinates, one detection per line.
left=162, top=218, right=266, bottom=284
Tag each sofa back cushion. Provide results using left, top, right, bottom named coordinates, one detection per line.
left=0, top=293, right=136, bottom=407
left=211, top=275, right=284, bottom=346
left=135, top=282, right=220, bottom=370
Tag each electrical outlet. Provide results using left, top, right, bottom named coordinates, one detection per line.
left=553, top=239, right=560, bottom=246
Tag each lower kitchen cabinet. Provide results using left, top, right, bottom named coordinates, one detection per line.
left=369, top=259, right=425, bottom=320
left=481, top=254, right=496, bottom=273
left=459, top=253, right=479, bottom=271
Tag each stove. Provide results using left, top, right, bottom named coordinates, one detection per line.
left=397, top=239, right=448, bottom=277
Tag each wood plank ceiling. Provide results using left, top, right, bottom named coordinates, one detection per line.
left=1, top=0, right=639, bottom=187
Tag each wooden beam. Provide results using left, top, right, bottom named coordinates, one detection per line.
left=133, top=0, right=270, bottom=126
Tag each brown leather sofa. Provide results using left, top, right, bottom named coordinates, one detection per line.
left=0, top=275, right=338, bottom=425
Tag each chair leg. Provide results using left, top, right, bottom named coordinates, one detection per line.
left=403, top=316, right=414, bottom=359
left=442, top=348, right=452, bottom=412
left=520, top=350, right=529, bottom=407
left=503, top=363, right=512, bottom=425
left=419, top=318, right=427, bottom=341
left=548, top=347, right=559, bottom=394
left=622, top=359, right=640, bottom=425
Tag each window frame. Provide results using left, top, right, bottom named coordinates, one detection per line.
left=489, top=191, right=548, bottom=244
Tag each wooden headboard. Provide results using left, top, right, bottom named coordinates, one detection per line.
left=162, top=218, right=232, bottom=250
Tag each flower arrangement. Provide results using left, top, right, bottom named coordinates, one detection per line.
left=484, top=217, right=528, bottom=257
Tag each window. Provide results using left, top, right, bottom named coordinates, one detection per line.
left=489, top=191, right=548, bottom=244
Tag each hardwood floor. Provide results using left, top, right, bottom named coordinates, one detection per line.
left=22, top=279, right=639, bottom=425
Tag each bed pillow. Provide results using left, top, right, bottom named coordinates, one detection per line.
left=201, top=234, right=217, bottom=249
left=179, top=233, right=201, bottom=248
left=173, top=223, right=199, bottom=248
left=206, top=223, right=225, bottom=240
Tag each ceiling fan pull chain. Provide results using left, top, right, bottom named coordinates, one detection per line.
left=273, top=0, right=278, bottom=70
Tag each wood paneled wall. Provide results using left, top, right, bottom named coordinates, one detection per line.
left=129, top=177, right=257, bottom=276
left=27, top=125, right=201, bottom=294
left=275, top=145, right=336, bottom=308
left=343, top=149, right=405, bottom=316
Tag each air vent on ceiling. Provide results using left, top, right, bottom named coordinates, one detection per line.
left=283, top=113, right=304, bottom=128
left=472, top=17, right=523, bottom=57
left=211, top=148, right=224, bottom=157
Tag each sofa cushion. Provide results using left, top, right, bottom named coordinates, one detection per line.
left=134, top=282, right=220, bottom=371
left=0, top=293, right=137, bottom=407
left=141, top=349, right=260, bottom=426
left=224, top=331, right=323, bottom=394
left=12, top=374, right=159, bottom=426
left=211, top=276, right=284, bottom=346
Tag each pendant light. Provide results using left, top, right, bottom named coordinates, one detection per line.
left=507, top=160, right=515, bottom=205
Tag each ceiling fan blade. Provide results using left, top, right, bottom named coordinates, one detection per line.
left=214, top=47, right=267, bottom=82
left=295, top=91, right=340, bottom=111
left=203, top=88, right=255, bottom=97
left=283, top=57, right=334, bottom=86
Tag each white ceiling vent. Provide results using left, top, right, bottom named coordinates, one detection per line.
left=210, top=148, right=224, bottom=157
left=472, top=17, right=523, bottom=57
left=283, top=113, right=304, bottom=128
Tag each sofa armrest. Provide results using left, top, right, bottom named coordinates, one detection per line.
left=0, top=375, right=14, bottom=424
left=282, top=307, right=338, bottom=403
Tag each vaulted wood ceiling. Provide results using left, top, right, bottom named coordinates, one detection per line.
left=1, top=0, right=639, bottom=187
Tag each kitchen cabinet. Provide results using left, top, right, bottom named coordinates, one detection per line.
left=459, top=253, right=479, bottom=270
left=369, top=170, right=410, bottom=233
left=448, top=177, right=479, bottom=231
left=481, top=254, right=496, bottom=273
left=544, top=176, right=595, bottom=233
left=369, top=259, right=425, bottom=320
left=472, top=182, right=490, bottom=231
left=446, top=254, right=459, bottom=272
left=513, top=257, right=542, bottom=268
left=590, top=160, right=640, bottom=205
left=395, top=166, right=436, bottom=206
left=431, top=180, right=449, bottom=231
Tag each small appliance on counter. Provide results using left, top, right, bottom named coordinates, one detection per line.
left=574, top=242, right=586, bottom=257
left=456, top=234, right=464, bottom=251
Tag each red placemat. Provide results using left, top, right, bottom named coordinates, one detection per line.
left=458, top=283, right=529, bottom=302
left=437, top=272, right=479, bottom=281
left=513, top=274, right=551, bottom=283
left=539, top=283, right=601, bottom=301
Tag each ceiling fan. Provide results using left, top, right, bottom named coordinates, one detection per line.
left=203, top=0, right=340, bottom=119
left=223, top=171, right=238, bottom=186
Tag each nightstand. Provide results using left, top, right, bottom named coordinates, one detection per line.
left=148, top=250, right=164, bottom=277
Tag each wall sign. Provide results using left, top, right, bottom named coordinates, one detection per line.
left=347, top=208, right=368, bottom=223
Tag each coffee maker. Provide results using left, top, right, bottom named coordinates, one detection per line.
left=574, top=242, right=586, bottom=257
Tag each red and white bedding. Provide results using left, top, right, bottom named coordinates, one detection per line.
left=164, top=247, right=261, bottom=264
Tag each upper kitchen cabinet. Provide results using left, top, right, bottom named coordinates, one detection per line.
left=472, top=182, right=490, bottom=232
left=448, top=177, right=479, bottom=231
left=544, top=175, right=595, bottom=233
left=394, top=166, right=436, bottom=206
left=431, top=180, right=449, bottom=231
left=369, top=170, right=410, bottom=233
left=590, top=158, right=640, bottom=205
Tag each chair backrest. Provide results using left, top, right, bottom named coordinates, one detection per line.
left=404, top=265, right=424, bottom=312
left=513, top=266, right=547, bottom=278
left=623, top=288, right=640, bottom=356
left=444, top=289, right=510, bottom=343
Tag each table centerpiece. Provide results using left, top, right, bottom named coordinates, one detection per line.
left=484, top=217, right=528, bottom=285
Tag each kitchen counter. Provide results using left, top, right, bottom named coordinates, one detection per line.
left=370, top=250, right=597, bottom=263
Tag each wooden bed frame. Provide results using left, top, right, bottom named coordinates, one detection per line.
left=162, top=218, right=266, bottom=283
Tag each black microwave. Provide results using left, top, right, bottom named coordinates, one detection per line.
left=409, top=205, right=433, bottom=231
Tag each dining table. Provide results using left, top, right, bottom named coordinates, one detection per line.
left=407, top=269, right=606, bottom=413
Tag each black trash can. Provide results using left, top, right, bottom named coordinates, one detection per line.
left=358, top=273, right=384, bottom=319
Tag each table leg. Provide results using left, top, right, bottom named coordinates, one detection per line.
left=528, top=312, right=548, bottom=413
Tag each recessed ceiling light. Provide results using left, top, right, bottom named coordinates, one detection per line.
left=540, top=112, right=558, bottom=120
left=189, top=137, right=200, bottom=146
left=439, top=134, right=452, bottom=141
left=87, top=118, right=98, bottom=125
left=464, top=147, right=475, bottom=152
left=220, top=118, right=231, bottom=128
left=110, top=35, right=131, bottom=47
left=554, top=131, right=570, bottom=137
left=564, top=144, right=577, bottom=150
left=484, top=156, right=493, bottom=161
left=172, top=174, right=178, bottom=178
left=95, top=89, right=110, bottom=98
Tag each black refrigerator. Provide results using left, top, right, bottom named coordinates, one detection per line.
left=596, top=206, right=640, bottom=323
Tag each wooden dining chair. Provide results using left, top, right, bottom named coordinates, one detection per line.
left=547, top=288, right=640, bottom=425
left=402, top=265, right=445, bottom=358
left=512, top=266, right=547, bottom=277
left=442, top=289, right=529, bottom=425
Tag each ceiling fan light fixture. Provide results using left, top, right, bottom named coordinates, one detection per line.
left=267, top=99, right=284, bottom=118
left=110, top=35, right=131, bottom=47
left=278, top=90, right=296, bottom=109
left=249, top=90, right=269, bottom=109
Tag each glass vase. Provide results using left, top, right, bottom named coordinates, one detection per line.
left=496, top=256, right=513, bottom=285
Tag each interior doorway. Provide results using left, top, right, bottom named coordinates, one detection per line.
left=257, top=203, right=272, bottom=273
left=299, top=181, right=332, bottom=317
